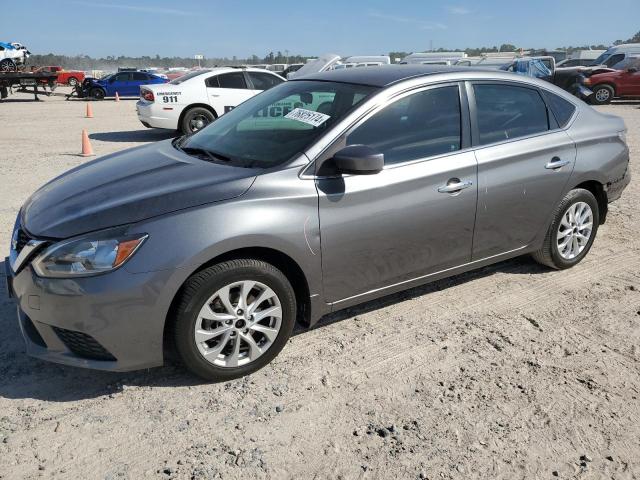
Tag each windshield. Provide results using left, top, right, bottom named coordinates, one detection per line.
left=591, top=52, right=611, bottom=66
left=180, top=80, right=378, bottom=168
left=170, top=70, right=210, bottom=85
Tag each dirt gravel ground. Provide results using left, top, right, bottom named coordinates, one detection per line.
left=0, top=88, right=639, bottom=480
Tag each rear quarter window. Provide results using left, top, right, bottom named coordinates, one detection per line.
left=541, top=90, right=576, bottom=128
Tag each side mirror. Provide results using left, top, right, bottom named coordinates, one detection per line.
left=332, top=145, right=384, bottom=175
left=628, top=67, right=638, bottom=73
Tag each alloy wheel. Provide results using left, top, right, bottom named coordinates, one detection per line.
left=556, top=201, right=593, bottom=260
left=194, top=280, right=282, bottom=368
left=595, top=88, right=610, bottom=103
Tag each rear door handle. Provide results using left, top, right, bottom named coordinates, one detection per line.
left=438, top=179, right=473, bottom=194
left=545, top=157, right=571, bottom=170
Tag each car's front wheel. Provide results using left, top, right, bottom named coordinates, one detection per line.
left=181, top=106, right=216, bottom=135
left=67, top=77, right=78, bottom=87
left=90, top=88, right=105, bottom=100
left=591, top=84, right=614, bottom=105
left=172, top=259, right=296, bottom=381
left=532, top=188, right=599, bottom=269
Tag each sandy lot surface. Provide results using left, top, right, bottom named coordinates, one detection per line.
left=0, top=88, right=638, bottom=480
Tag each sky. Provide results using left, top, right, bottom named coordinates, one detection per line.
left=4, top=0, right=639, bottom=58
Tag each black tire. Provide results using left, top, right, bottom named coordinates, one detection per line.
left=172, top=259, right=296, bottom=382
left=532, top=188, right=600, bottom=270
left=67, top=77, right=78, bottom=87
left=90, top=88, right=105, bottom=100
left=591, top=84, right=614, bottom=105
left=181, top=106, right=216, bottom=135
left=0, top=59, right=16, bottom=72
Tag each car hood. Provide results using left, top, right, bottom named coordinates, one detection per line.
left=21, top=140, right=259, bottom=239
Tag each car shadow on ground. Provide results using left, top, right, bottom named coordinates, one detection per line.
left=0, top=256, right=548, bottom=402
left=89, top=129, right=177, bottom=143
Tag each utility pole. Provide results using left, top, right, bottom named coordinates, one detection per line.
left=285, top=49, right=289, bottom=64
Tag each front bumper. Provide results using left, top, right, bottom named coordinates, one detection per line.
left=136, top=100, right=178, bottom=130
left=7, top=257, right=175, bottom=372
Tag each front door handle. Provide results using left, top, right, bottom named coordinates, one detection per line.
left=545, top=157, right=571, bottom=170
left=438, top=178, right=473, bottom=194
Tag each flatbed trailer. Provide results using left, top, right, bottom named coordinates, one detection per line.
left=0, top=71, right=58, bottom=101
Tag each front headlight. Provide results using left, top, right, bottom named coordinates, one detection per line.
left=32, top=233, right=148, bottom=278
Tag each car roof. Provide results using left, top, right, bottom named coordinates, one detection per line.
left=292, top=65, right=503, bottom=87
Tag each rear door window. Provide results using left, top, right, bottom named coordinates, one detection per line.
left=217, top=72, right=248, bottom=89
left=473, top=84, right=549, bottom=145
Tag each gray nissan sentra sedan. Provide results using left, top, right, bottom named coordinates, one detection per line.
left=6, top=66, right=630, bottom=381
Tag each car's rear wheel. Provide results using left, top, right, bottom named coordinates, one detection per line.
left=90, top=88, right=105, bottom=100
left=67, top=77, right=78, bottom=87
left=591, top=84, right=614, bottom=105
left=532, top=188, right=599, bottom=269
left=172, top=259, right=296, bottom=382
left=181, top=107, right=216, bottom=135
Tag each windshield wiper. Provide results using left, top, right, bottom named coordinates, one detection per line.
left=179, top=146, right=231, bottom=163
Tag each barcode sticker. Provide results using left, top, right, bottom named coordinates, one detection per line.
left=284, top=108, right=330, bottom=127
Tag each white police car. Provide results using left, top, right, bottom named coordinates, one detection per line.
left=136, top=67, right=284, bottom=134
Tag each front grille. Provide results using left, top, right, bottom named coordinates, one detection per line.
left=52, top=327, right=117, bottom=361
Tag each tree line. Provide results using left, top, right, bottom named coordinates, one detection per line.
left=24, top=30, right=640, bottom=70
left=26, top=52, right=311, bottom=70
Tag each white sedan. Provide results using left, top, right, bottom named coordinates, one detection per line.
left=136, top=67, right=285, bottom=134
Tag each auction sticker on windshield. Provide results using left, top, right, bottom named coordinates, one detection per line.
left=284, top=108, right=330, bottom=127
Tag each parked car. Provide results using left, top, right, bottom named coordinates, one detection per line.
left=267, top=64, right=288, bottom=73
left=136, top=67, right=284, bottom=134
left=287, top=53, right=341, bottom=79
left=6, top=66, right=630, bottom=381
left=34, top=66, right=85, bottom=86
left=502, top=57, right=592, bottom=99
left=584, top=57, right=640, bottom=104
left=82, top=71, right=167, bottom=99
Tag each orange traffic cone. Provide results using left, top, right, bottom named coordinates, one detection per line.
left=85, top=102, right=93, bottom=118
left=114, top=92, right=120, bottom=102
left=80, top=129, right=95, bottom=157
